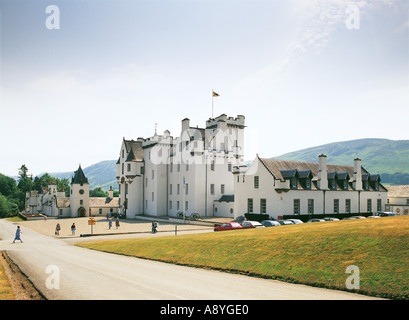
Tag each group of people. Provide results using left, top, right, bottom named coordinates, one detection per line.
left=12, top=216, right=161, bottom=242
left=54, top=223, right=76, bottom=236
left=107, top=217, right=121, bottom=230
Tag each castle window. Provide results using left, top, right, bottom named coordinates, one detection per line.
left=254, top=176, right=259, bottom=189
left=247, top=198, right=253, bottom=213
left=308, top=199, right=314, bottom=214
left=260, top=199, right=266, bottom=214
left=346, top=199, right=351, bottom=213
left=210, top=184, right=215, bottom=195
left=334, top=199, right=339, bottom=214
left=294, top=199, right=300, bottom=214
left=221, top=184, right=225, bottom=194
left=367, top=199, right=372, bottom=213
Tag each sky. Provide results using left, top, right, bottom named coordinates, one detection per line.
left=0, top=0, right=408, bottom=177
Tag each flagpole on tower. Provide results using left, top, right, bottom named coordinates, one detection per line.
left=212, top=90, right=219, bottom=118
left=212, top=89, right=214, bottom=118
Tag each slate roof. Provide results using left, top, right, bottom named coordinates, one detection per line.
left=89, top=197, right=120, bottom=208
left=386, top=185, right=409, bottom=198
left=124, top=139, right=144, bottom=162
left=71, top=165, right=89, bottom=185
left=258, top=157, right=387, bottom=192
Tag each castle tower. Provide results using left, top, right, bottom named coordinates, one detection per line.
left=70, top=165, right=90, bottom=217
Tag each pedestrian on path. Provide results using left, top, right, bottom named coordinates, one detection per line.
left=13, top=226, right=23, bottom=243
left=71, top=223, right=76, bottom=236
left=108, top=218, right=112, bottom=230
left=55, top=223, right=61, bottom=236
left=152, top=220, right=158, bottom=234
left=115, top=217, right=120, bottom=229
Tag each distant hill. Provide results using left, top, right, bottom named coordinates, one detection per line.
left=41, top=160, right=118, bottom=191
left=37, top=139, right=409, bottom=189
left=272, top=138, right=409, bottom=185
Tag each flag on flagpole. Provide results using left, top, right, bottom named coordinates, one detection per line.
left=212, top=91, right=220, bottom=97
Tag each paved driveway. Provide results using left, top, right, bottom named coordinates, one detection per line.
left=0, top=219, right=380, bottom=300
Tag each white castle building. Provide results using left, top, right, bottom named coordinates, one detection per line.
left=116, top=114, right=245, bottom=218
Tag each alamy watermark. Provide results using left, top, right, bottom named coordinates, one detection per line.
left=45, top=265, right=60, bottom=290
left=346, top=5, right=360, bottom=30
left=45, top=5, right=60, bottom=30
left=345, top=265, right=360, bottom=290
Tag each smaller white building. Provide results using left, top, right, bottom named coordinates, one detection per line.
left=385, top=185, right=409, bottom=215
left=25, top=166, right=119, bottom=218
left=233, top=154, right=388, bottom=220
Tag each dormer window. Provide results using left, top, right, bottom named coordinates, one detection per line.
left=298, top=170, right=313, bottom=190
left=327, top=172, right=337, bottom=190
left=369, top=174, right=380, bottom=191
left=362, top=174, right=369, bottom=190
left=281, top=170, right=298, bottom=190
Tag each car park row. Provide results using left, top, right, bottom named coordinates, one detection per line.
left=213, top=212, right=400, bottom=232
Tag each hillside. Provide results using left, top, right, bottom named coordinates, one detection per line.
left=39, top=139, right=408, bottom=189
left=42, top=160, right=118, bottom=191
left=273, top=138, right=409, bottom=185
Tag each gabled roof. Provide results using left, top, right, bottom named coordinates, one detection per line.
left=123, top=139, right=144, bottom=162
left=71, top=165, right=89, bottom=185
left=260, top=158, right=360, bottom=182
left=258, top=157, right=387, bottom=192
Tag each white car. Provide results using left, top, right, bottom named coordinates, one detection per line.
left=241, top=221, right=265, bottom=229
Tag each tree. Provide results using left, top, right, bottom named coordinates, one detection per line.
left=0, top=173, right=18, bottom=197
left=17, top=164, right=33, bottom=194
left=0, top=194, right=18, bottom=218
left=89, top=187, right=108, bottom=197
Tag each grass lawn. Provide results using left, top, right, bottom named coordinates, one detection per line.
left=0, top=258, right=14, bottom=300
left=78, top=216, right=409, bottom=299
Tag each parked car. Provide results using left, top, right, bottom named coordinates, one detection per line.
left=261, top=220, right=281, bottom=227
left=367, top=215, right=381, bottom=218
left=323, top=217, right=339, bottom=221
left=241, top=221, right=265, bottom=228
left=343, top=216, right=366, bottom=220
left=287, top=219, right=304, bottom=224
left=277, top=220, right=294, bottom=225
left=214, top=222, right=243, bottom=232
left=379, top=212, right=399, bottom=217
left=307, top=218, right=325, bottom=223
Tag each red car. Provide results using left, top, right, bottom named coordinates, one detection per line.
left=214, top=222, right=243, bottom=232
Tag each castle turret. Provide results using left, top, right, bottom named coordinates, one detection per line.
left=70, top=165, right=90, bottom=217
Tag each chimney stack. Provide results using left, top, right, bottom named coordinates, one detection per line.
left=353, top=158, right=362, bottom=191
left=181, top=118, right=190, bottom=133
left=318, top=154, right=328, bottom=190
left=108, top=186, right=114, bottom=199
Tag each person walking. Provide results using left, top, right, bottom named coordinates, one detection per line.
left=152, top=220, right=158, bottom=234
left=71, top=223, right=76, bottom=236
left=13, top=226, right=23, bottom=243
left=115, top=217, right=120, bottom=229
left=55, top=223, right=61, bottom=236
left=108, top=218, right=112, bottom=230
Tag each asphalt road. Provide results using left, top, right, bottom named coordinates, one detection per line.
left=0, top=219, right=379, bottom=300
